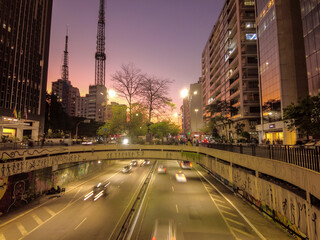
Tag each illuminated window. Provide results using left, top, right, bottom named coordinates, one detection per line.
left=246, top=33, right=257, bottom=40
left=244, top=0, right=255, bottom=6
left=245, top=22, right=256, bottom=28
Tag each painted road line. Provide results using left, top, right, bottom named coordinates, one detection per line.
left=195, top=167, right=267, bottom=240
left=0, top=168, right=121, bottom=229
left=16, top=222, right=28, bottom=236
left=18, top=171, right=121, bottom=240
left=216, top=204, right=232, bottom=210
left=176, top=204, right=179, bottom=214
left=74, top=218, right=87, bottom=230
left=209, top=197, right=225, bottom=203
left=31, top=214, right=43, bottom=225
left=225, top=217, right=246, bottom=227
left=43, top=206, right=55, bottom=216
left=0, top=232, right=6, bottom=240
left=172, top=186, right=174, bottom=192
left=231, top=227, right=254, bottom=237
left=220, top=210, right=238, bottom=217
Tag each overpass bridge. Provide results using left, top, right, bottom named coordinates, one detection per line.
left=0, top=144, right=319, bottom=240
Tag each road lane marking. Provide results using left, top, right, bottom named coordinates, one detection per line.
left=0, top=167, right=121, bottom=229
left=216, top=204, right=232, bottom=210
left=0, top=232, right=6, bottom=240
left=16, top=222, right=28, bottom=236
left=18, top=171, right=121, bottom=240
left=231, top=227, right=254, bottom=237
left=225, top=217, right=246, bottom=227
left=32, top=214, right=43, bottom=225
left=74, top=218, right=87, bottom=230
left=209, top=197, right=225, bottom=203
left=172, top=186, right=174, bottom=192
left=43, top=206, right=55, bottom=216
left=220, top=210, right=238, bottom=217
left=195, top=167, right=267, bottom=240
left=175, top=204, right=179, bottom=214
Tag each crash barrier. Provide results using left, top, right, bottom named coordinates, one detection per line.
left=0, top=144, right=319, bottom=239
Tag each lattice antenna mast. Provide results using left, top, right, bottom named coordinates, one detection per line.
left=95, top=0, right=106, bottom=86
left=61, top=27, right=69, bottom=81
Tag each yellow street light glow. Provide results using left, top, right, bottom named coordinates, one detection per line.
left=109, top=89, right=116, bottom=98
left=180, top=89, right=188, bottom=98
left=195, top=109, right=199, bottom=112
left=194, top=91, right=198, bottom=95
left=174, top=113, right=178, bottom=117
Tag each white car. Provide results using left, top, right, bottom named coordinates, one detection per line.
left=122, top=165, right=132, bottom=173
left=175, top=171, right=187, bottom=182
left=157, top=165, right=166, bottom=174
left=151, top=219, right=176, bottom=240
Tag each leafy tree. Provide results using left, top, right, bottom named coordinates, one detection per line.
left=140, top=76, right=173, bottom=122
left=97, top=104, right=127, bottom=138
left=205, top=100, right=238, bottom=140
left=150, top=121, right=180, bottom=143
left=283, top=94, right=320, bottom=139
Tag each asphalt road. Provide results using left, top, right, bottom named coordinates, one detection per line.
left=130, top=160, right=295, bottom=240
left=0, top=159, right=296, bottom=240
left=0, top=160, right=151, bottom=240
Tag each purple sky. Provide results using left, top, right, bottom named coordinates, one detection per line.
left=47, top=0, right=224, bottom=110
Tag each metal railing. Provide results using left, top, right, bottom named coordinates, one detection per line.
left=206, top=143, right=320, bottom=173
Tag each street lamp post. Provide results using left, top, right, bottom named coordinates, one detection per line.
left=194, top=109, right=199, bottom=133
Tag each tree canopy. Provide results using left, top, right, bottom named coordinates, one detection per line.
left=283, top=94, right=320, bottom=138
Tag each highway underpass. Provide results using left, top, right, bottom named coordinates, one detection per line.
left=0, top=144, right=319, bottom=239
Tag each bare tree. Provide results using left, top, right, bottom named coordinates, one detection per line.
left=111, top=64, right=144, bottom=122
left=141, top=76, right=173, bottom=123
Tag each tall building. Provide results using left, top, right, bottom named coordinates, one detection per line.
left=201, top=0, right=260, bottom=140
left=299, top=0, right=320, bottom=96
left=255, top=0, right=308, bottom=145
left=75, top=95, right=89, bottom=118
left=0, top=0, right=53, bottom=140
left=87, top=85, right=107, bottom=122
left=51, top=33, right=80, bottom=117
left=189, top=81, right=203, bottom=134
left=87, top=0, right=107, bottom=122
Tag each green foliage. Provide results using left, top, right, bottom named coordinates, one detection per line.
left=150, top=121, right=180, bottom=141
left=241, top=131, right=250, bottom=140
left=283, top=94, right=320, bottom=138
left=97, top=105, right=127, bottom=137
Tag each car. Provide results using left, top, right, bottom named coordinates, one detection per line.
left=151, top=219, right=176, bottom=240
left=84, top=182, right=110, bottom=201
left=122, top=165, right=132, bottom=173
left=201, top=139, right=209, bottom=144
left=180, top=160, right=192, bottom=169
left=157, top=165, right=166, bottom=173
left=175, top=171, right=187, bottom=182
left=131, top=160, right=138, bottom=167
left=141, top=160, right=150, bottom=166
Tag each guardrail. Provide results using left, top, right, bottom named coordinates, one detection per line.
left=206, top=143, right=320, bottom=173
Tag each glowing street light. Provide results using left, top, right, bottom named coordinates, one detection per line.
left=108, top=89, right=116, bottom=99
left=180, top=88, right=189, bottom=98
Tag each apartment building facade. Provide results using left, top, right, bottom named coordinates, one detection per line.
left=202, top=0, right=260, bottom=141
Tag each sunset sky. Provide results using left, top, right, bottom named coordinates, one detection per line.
left=47, top=0, right=224, bottom=110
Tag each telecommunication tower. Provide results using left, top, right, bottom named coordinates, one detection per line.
left=95, top=0, right=106, bottom=86
left=61, top=29, right=69, bottom=81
